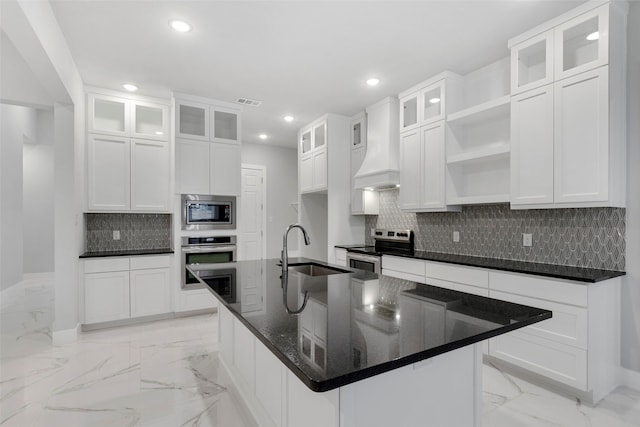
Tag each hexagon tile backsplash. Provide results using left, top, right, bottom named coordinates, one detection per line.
left=365, top=189, right=625, bottom=271
left=85, top=213, right=172, bottom=252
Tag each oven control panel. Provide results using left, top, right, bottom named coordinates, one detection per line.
left=371, top=229, right=413, bottom=242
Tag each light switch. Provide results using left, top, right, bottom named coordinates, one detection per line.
left=453, top=231, right=460, bottom=243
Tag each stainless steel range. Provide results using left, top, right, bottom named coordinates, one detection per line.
left=345, top=229, right=414, bottom=274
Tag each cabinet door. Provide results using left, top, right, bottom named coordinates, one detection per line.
left=84, top=271, right=130, bottom=323
left=312, top=148, right=328, bottom=190
left=88, top=94, right=130, bottom=137
left=510, top=85, right=554, bottom=205
left=300, top=154, right=313, bottom=193
left=400, top=92, right=420, bottom=133
left=210, top=142, right=241, bottom=196
left=312, top=121, right=326, bottom=150
left=87, top=134, right=131, bottom=211
left=130, top=267, right=171, bottom=317
left=176, top=101, right=209, bottom=141
left=131, top=100, right=169, bottom=141
left=300, top=129, right=312, bottom=155
left=420, top=122, right=446, bottom=210
left=421, top=80, right=445, bottom=125
left=351, top=146, right=365, bottom=214
left=554, top=67, right=609, bottom=204
left=211, top=106, right=241, bottom=144
left=511, top=30, right=554, bottom=95
left=175, top=138, right=210, bottom=195
left=398, top=129, right=421, bottom=210
left=131, top=139, right=170, bottom=211
left=554, top=4, right=609, bottom=81
left=351, top=116, right=366, bottom=149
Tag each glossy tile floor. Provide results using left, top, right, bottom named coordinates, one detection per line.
left=2, top=278, right=639, bottom=426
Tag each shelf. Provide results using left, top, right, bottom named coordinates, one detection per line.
left=447, top=95, right=510, bottom=127
left=447, top=144, right=510, bottom=166
left=446, top=194, right=510, bottom=205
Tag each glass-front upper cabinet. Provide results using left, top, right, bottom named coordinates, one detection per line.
left=554, top=4, right=608, bottom=80
left=300, top=129, right=312, bottom=154
left=312, top=121, right=326, bottom=150
left=421, top=81, right=445, bottom=124
left=211, top=106, right=241, bottom=144
left=351, top=112, right=366, bottom=149
left=177, top=101, right=210, bottom=141
left=88, top=94, right=130, bottom=137
left=400, top=93, right=419, bottom=132
left=511, top=30, right=554, bottom=95
left=132, top=101, right=169, bottom=141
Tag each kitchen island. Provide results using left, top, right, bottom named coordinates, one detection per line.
left=189, top=258, right=551, bottom=427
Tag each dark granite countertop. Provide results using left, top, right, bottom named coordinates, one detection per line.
left=79, top=248, right=174, bottom=258
left=335, top=245, right=625, bottom=283
left=188, top=258, right=551, bottom=392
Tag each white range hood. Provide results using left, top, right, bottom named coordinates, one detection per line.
left=353, top=96, right=400, bottom=190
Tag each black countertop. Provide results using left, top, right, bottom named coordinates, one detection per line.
left=79, top=248, right=174, bottom=258
left=335, top=245, right=625, bottom=283
left=188, top=258, right=551, bottom=392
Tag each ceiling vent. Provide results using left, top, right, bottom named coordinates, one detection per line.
left=236, top=97, right=262, bottom=107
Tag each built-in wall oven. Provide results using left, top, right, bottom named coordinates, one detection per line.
left=181, top=236, right=236, bottom=294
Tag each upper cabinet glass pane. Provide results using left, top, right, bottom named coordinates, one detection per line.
left=314, top=123, right=326, bottom=149
left=214, top=110, right=238, bottom=140
left=301, top=131, right=312, bottom=154
left=135, top=104, right=164, bottom=135
left=179, top=104, right=206, bottom=137
left=562, top=16, right=599, bottom=72
left=423, top=87, right=442, bottom=121
left=518, top=40, right=547, bottom=87
left=94, top=99, right=126, bottom=132
left=353, top=122, right=362, bottom=147
left=402, top=97, right=418, bottom=128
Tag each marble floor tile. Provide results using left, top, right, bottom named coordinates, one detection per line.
left=2, top=278, right=639, bottom=427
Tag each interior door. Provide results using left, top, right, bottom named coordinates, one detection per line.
left=239, top=166, right=265, bottom=260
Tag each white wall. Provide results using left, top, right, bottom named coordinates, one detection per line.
left=241, top=143, right=298, bottom=258
left=622, top=0, right=640, bottom=374
left=22, top=109, right=55, bottom=274
left=0, top=104, right=36, bottom=290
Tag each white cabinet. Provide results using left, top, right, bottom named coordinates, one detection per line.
left=83, top=255, right=172, bottom=326
left=400, top=78, right=452, bottom=132
left=175, top=138, right=241, bottom=196
left=334, top=248, right=347, bottom=267
left=88, top=93, right=169, bottom=141
left=176, top=98, right=241, bottom=144
left=298, top=119, right=328, bottom=193
left=350, top=112, right=379, bottom=215
left=87, top=135, right=170, bottom=212
left=399, top=121, right=456, bottom=212
left=511, top=30, right=554, bottom=95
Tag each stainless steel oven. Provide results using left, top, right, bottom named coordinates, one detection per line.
left=346, top=252, right=382, bottom=274
left=182, top=194, right=236, bottom=230
left=181, top=236, right=236, bottom=290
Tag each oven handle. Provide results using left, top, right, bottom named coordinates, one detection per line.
left=182, top=245, right=237, bottom=253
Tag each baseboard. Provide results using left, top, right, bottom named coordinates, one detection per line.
left=23, top=272, right=55, bottom=281
left=52, top=324, right=80, bottom=344
left=618, top=366, right=640, bottom=391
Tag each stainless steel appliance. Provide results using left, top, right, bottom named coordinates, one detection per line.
left=345, top=229, right=414, bottom=274
left=181, top=235, right=236, bottom=290
left=182, top=194, right=236, bottom=230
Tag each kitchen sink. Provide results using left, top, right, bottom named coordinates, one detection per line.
left=288, top=263, right=350, bottom=277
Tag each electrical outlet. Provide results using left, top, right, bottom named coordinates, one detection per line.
left=113, top=230, right=121, bottom=240
left=453, top=231, right=460, bottom=243
left=523, top=233, right=532, bottom=247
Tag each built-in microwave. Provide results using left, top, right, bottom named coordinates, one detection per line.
left=182, top=194, right=236, bottom=230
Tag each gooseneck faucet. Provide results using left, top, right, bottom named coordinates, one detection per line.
left=281, top=223, right=311, bottom=275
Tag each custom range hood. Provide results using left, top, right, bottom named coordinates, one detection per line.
left=353, top=96, right=400, bottom=190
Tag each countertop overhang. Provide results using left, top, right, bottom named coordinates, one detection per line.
left=188, top=258, right=552, bottom=392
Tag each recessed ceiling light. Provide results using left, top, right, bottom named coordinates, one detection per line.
left=586, top=31, right=599, bottom=41
left=122, top=83, right=138, bottom=92
left=284, top=115, right=294, bottom=122
left=155, top=131, right=164, bottom=135
left=259, top=134, right=268, bottom=140
left=395, top=184, right=401, bottom=188
left=169, top=19, right=192, bottom=33
left=429, top=97, right=441, bottom=104
left=366, top=78, right=380, bottom=86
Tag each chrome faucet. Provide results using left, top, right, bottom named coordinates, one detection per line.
left=281, top=223, right=310, bottom=275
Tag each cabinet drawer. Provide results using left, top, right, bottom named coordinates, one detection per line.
left=382, top=256, right=425, bottom=277
left=425, top=261, right=488, bottom=288
left=130, top=254, right=171, bottom=270
left=382, top=269, right=426, bottom=284
left=490, top=271, right=587, bottom=307
left=84, top=257, right=130, bottom=273
left=491, top=290, right=587, bottom=349
left=490, top=331, right=587, bottom=390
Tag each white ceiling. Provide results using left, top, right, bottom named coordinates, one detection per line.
left=50, top=0, right=585, bottom=148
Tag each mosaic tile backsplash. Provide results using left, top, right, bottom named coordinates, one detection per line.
left=365, top=190, right=625, bottom=271
left=85, top=213, right=172, bottom=252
